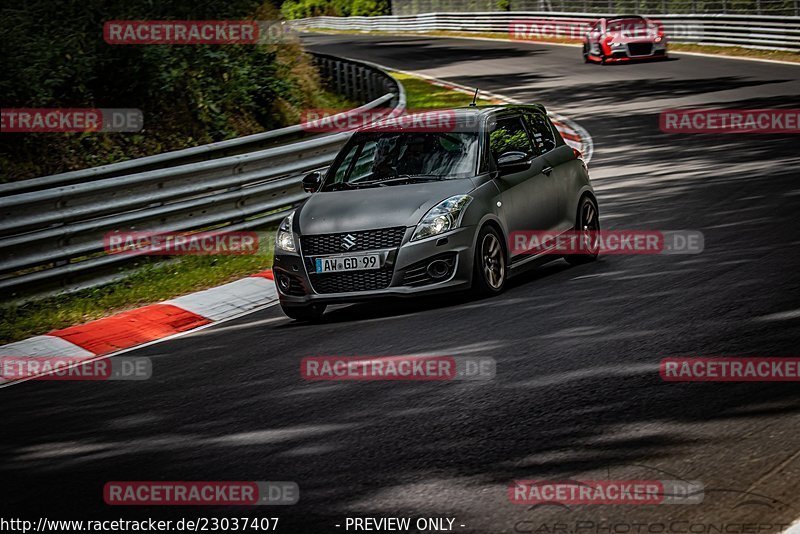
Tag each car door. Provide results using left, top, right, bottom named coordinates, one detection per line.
left=522, top=111, right=576, bottom=232
left=488, top=115, right=559, bottom=258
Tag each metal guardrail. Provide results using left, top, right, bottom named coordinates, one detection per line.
left=390, top=0, right=800, bottom=16
left=290, top=12, right=800, bottom=51
left=0, top=53, right=406, bottom=300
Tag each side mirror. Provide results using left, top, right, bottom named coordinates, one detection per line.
left=302, top=171, right=322, bottom=193
left=497, top=151, right=530, bottom=176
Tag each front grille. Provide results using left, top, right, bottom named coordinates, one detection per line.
left=627, top=42, right=653, bottom=56
left=403, top=253, right=457, bottom=287
left=301, top=227, right=406, bottom=255
left=309, top=269, right=394, bottom=294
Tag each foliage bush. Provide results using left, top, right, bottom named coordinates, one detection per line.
left=0, top=0, right=339, bottom=180
left=280, top=0, right=390, bottom=19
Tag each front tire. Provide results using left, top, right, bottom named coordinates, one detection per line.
left=280, top=302, right=327, bottom=322
left=565, top=196, right=600, bottom=266
left=472, top=225, right=507, bottom=296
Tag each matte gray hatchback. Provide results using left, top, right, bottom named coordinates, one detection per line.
left=272, top=105, right=599, bottom=321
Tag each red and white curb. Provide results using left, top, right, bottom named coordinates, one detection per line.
left=382, top=65, right=593, bottom=163
left=0, top=270, right=278, bottom=387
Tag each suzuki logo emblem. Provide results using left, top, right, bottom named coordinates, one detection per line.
left=342, top=234, right=357, bottom=250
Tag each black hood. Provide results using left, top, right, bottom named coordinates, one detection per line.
left=296, top=178, right=475, bottom=235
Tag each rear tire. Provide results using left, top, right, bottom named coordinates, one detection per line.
left=472, top=225, right=507, bottom=296
left=280, top=302, right=327, bottom=322
left=565, top=196, right=600, bottom=266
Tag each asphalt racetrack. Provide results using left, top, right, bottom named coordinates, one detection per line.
left=2, top=34, right=799, bottom=533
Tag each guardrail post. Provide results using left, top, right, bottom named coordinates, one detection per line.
left=344, top=63, right=353, bottom=99
left=336, top=61, right=345, bottom=95
left=366, top=72, right=375, bottom=101
left=357, top=66, right=366, bottom=101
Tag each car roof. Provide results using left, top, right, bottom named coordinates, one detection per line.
left=357, top=104, right=547, bottom=133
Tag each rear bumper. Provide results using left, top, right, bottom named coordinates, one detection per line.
left=273, top=226, right=476, bottom=305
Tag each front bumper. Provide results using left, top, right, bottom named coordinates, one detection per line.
left=588, top=41, right=667, bottom=62
left=273, top=226, right=476, bottom=305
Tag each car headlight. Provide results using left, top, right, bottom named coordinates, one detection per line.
left=411, top=195, right=472, bottom=242
left=276, top=211, right=297, bottom=252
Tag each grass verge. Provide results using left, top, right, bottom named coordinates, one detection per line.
left=0, top=70, right=492, bottom=345
left=392, top=72, right=499, bottom=109
left=0, top=247, right=275, bottom=344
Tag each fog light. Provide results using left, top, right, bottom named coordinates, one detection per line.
left=427, top=260, right=450, bottom=280
left=278, top=275, right=291, bottom=291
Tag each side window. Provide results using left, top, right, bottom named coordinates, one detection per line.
left=489, top=117, right=534, bottom=162
left=523, top=113, right=557, bottom=157
left=479, top=130, right=493, bottom=173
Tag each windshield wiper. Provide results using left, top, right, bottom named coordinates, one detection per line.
left=349, top=175, right=445, bottom=188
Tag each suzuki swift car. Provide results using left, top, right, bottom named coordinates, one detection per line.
left=583, top=15, right=668, bottom=64
left=273, top=105, right=599, bottom=321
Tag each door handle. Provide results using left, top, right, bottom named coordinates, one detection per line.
left=542, top=166, right=553, bottom=176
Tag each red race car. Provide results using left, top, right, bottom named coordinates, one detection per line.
left=582, top=15, right=668, bottom=64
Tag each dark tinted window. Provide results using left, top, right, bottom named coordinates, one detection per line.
left=321, top=132, right=479, bottom=191
left=489, top=117, right=534, bottom=162
left=523, top=113, right=557, bottom=157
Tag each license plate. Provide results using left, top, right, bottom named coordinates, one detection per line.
left=315, top=254, right=381, bottom=273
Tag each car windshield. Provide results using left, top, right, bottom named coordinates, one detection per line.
left=607, top=18, right=653, bottom=37
left=321, top=132, right=479, bottom=191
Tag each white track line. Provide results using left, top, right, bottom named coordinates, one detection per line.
left=0, top=298, right=281, bottom=389
left=308, top=29, right=800, bottom=66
